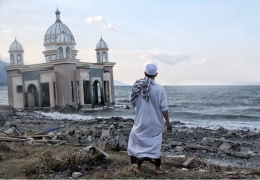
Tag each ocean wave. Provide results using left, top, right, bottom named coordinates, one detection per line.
left=173, top=111, right=260, bottom=120
left=39, top=112, right=94, bottom=121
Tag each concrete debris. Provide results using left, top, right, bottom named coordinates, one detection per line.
left=72, top=172, right=82, bottom=178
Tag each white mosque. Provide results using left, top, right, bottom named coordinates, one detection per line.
left=5, top=9, right=115, bottom=109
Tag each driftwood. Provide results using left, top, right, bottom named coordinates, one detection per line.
left=27, top=139, right=64, bottom=144
left=186, top=144, right=218, bottom=152
left=0, top=137, right=26, bottom=142
left=21, top=134, right=61, bottom=138
left=182, top=156, right=195, bottom=167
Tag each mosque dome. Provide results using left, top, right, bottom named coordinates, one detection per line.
left=57, top=33, right=71, bottom=44
left=9, top=38, right=24, bottom=51
left=44, top=9, right=75, bottom=45
left=96, top=37, right=108, bottom=49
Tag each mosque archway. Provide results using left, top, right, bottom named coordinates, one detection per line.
left=27, top=84, right=38, bottom=107
left=58, top=47, right=63, bottom=59
left=10, top=54, right=14, bottom=65
left=66, top=46, right=71, bottom=58
left=41, top=83, right=50, bottom=107
left=102, top=52, right=106, bottom=62
left=92, top=80, right=103, bottom=105
left=17, top=54, right=22, bottom=64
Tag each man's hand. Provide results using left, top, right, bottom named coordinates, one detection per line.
left=166, top=122, right=172, bottom=132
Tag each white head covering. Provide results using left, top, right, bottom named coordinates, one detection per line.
left=145, top=64, right=157, bottom=75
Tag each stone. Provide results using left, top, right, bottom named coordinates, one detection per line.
left=93, top=130, right=102, bottom=137
left=170, top=141, right=183, bottom=146
left=217, top=127, right=228, bottom=133
left=218, top=142, right=232, bottom=151
left=54, top=174, right=61, bottom=179
left=100, top=130, right=111, bottom=140
left=174, top=146, right=185, bottom=152
left=109, top=125, right=115, bottom=129
left=199, top=169, right=209, bottom=172
left=201, top=137, right=223, bottom=147
left=118, top=134, right=128, bottom=150
left=72, top=172, right=82, bottom=178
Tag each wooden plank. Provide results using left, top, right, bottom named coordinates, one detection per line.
left=182, top=156, right=195, bottom=167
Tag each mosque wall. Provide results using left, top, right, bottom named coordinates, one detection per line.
left=104, top=66, right=115, bottom=103
left=6, top=70, right=20, bottom=106
left=22, top=71, right=41, bottom=107
left=12, top=75, right=23, bottom=108
left=40, top=71, right=56, bottom=107
left=76, top=69, right=90, bottom=105
left=54, top=63, right=77, bottom=106
left=89, top=68, right=104, bottom=104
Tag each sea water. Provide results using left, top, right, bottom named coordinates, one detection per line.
left=1, top=85, right=260, bottom=131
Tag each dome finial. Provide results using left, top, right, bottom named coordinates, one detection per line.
left=55, top=8, right=61, bottom=22
left=15, top=37, right=17, bottom=41
left=55, top=8, right=60, bottom=14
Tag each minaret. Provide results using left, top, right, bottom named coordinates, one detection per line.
left=8, top=38, right=24, bottom=65
left=55, top=8, right=61, bottom=22
left=95, top=36, right=109, bottom=62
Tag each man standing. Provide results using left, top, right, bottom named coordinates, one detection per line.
left=128, top=63, right=172, bottom=174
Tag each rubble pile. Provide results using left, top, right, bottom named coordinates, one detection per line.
left=1, top=111, right=260, bottom=178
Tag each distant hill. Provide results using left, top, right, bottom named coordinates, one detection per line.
left=114, top=80, right=130, bottom=86
left=0, top=60, right=9, bottom=85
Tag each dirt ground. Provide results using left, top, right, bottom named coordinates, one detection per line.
left=0, top=141, right=260, bottom=179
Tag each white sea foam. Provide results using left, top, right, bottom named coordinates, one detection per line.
left=39, top=112, right=94, bottom=121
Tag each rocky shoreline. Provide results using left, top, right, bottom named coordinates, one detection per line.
left=1, top=109, right=260, bottom=172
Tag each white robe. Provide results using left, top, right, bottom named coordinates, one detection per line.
left=127, top=80, right=168, bottom=159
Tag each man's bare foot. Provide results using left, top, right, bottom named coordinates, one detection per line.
left=132, top=166, right=142, bottom=174
left=155, top=167, right=168, bottom=174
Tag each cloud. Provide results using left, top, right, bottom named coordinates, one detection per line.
left=2, top=30, right=11, bottom=33
left=85, top=16, right=121, bottom=32
left=138, top=51, right=189, bottom=65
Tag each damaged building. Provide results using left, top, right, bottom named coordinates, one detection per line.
left=4, top=10, right=115, bottom=109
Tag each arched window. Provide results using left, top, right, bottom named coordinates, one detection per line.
left=102, top=52, right=106, bottom=62
left=58, top=47, right=63, bottom=59
left=66, top=46, right=71, bottom=58
left=10, top=54, right=14, bottom=65
left=97, top=53, right=100, bottom=62
left=17, top=54, right=22, bottom=65
left=49, top=56, right=53, bottom=60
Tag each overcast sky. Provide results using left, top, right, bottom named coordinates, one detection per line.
left=1, top=0, right=260, bottom=85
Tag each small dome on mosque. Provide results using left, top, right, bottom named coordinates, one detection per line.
left=96, top=37, right=108, bottom=49
left=44, top=9, right=75, bottom=45
left=57, top=33, right=71, bottom=44
left=9, top=38, right=24, bottom=51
